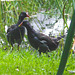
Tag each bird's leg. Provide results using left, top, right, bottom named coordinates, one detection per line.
left=10, top=45, right=13, bottom=52
left=18, top=44, right=19, bottom=51
left=12, top=47, right=13, bottom=50
left=46, top=52, right=50, bottom=57
left=39, top=51, right=41, bottom=56
left=12, top=45, right=13, bottom=51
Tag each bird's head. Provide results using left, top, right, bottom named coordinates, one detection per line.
left=19, top=12, right=29, bottom=19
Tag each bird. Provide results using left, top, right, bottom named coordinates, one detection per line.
left=7, top=12, right=29, bottom=50
left=19, top=20, right=65, bottom=54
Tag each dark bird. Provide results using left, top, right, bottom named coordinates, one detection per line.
left=19, top=20, right=65, bottom=54
left=7, top=12, right=29, bottom=50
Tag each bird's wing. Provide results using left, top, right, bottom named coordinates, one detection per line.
left=7, top=24, right=17, bottom=33
left=32, top=35, right=48, bottom=46
left=36, top=32, right=57, bottom=46
left=34, top=36, right=50, bottom=51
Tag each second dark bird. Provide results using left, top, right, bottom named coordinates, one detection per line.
left=19, top=20, right=65, bottom=54
left=7, top=12, right=29, bottom=50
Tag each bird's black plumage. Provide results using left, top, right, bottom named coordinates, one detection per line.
left=7, top=12, right=29, bottom=50
left=19, top=20, right=65, bottom=54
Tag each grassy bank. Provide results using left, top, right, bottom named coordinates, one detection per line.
left=0, top=48, right=75, bottom=75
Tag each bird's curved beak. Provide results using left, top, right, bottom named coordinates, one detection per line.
left=18, top=22, right=23, bottom=27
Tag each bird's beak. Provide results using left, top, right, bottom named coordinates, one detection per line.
left=26, top=14, right=31, bottom=18
left=26, top=14, right=30, bottom=17
left=18, top=22, right=23, bottom=27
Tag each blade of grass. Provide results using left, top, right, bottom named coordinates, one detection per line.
left=57, top=9, right=75, bottom=75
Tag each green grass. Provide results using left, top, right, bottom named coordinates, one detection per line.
left=0, top=47, right=75, bottom=75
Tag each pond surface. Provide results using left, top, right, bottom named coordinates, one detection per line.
left=30, top=12, right=71, bottom=36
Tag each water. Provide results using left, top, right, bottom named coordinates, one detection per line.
left=30, top=12, right=71, bottom=36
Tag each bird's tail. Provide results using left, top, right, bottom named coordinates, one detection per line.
left=57, top=35, right=65, bottom=41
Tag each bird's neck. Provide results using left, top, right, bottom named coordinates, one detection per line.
left=16, top=18, right=23, bottom=25
left=26, top=24, right=36, bottom=34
